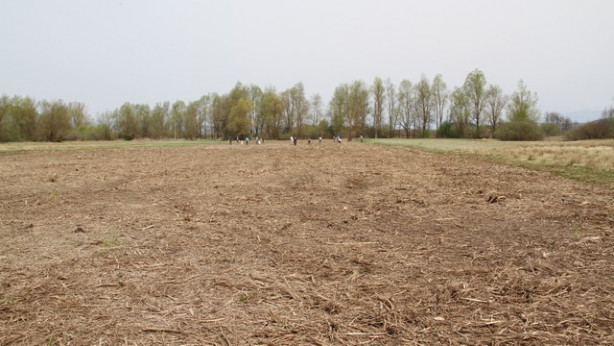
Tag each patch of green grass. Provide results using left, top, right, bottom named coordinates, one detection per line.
left=571, top=224, right=582, bottom=237
left=104, top=230, right=121, bottom=247
left=0, top=139, right=224, bottom=153
left=368, top=138, right=614, bottom=186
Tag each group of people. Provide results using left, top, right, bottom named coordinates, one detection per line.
left=229, top=134, right=362, bottom=145
left=229, top=136, right=263, bottom=145
left=289, top=136, right=328, bottom=145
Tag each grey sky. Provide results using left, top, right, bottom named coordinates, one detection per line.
left=1, top=0, right=613, bottom=122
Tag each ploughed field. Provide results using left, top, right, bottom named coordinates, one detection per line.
left=1, top=140, right=613, bottom=345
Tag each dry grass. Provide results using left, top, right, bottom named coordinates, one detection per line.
left=372, top=138, right=614, bottom=186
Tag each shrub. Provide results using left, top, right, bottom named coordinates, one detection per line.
left=540, top=122, right=562, bottom=137
left=495, top=120, right=544, bottom=141
left=564, top=118, right=614, bottom=141
left=436, top=121, right=460, bottom=138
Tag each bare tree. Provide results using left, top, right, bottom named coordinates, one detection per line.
left=309, top=94, right=323, bottom=127
left=449, top=87, right=470, bottom=137
left=485, top=85, right=507, bottom=137
left=415, top=75, right=432, bottom=138
left=385, top=78, right=398, bottom=136
left=431, top=74, right=448, bottom=132
left=248, top=85, right=263, bottom=136
left=397, top=79, right=414, bottom=138
left=68, top=102, right=88, bottom=129
left=463, top=69, right=487, bottom=137
left=371, top=77, right=385, bottom=138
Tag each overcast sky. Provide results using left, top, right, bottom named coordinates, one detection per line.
left=1, top=0, right=613, bottom=122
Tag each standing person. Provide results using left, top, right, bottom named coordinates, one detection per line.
left=318, top=136, right=322, bottom=144
left=245, top=136, right=249, bottom=145
left=307, top=138, right=311, bottom=145
left=360, top=135, right=363, bottom=143
left=293, top=136, right=297, bottom=146
left=290, top=136, right=294, bottom=145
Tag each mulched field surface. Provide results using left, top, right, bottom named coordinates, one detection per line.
left=1, top=141, right=613, bottom=345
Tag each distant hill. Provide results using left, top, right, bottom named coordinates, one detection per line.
left=563, top=110, right=603, bottom=124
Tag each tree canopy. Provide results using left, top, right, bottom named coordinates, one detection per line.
left=1, top=70, right=594, bottom=143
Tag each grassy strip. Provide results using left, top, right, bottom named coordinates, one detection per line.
left=0, top=139, right=223, bottom=153
left=367, top=138, right=614, bottom=187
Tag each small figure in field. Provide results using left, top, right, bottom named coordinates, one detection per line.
left=293, top=136, right=298, bottom=146
left=360, top=135, right=363, bottom=143
left=307, top=138, right=311, bottom=145
left=245, top=136, right=249, bottom=145
left=236, top=136, right=240, bottom=144
left=290, top=136, right=294, bottom=145
left=319, top=136, right=322, bottom=144
left=336, top=135, right=342, bottom=143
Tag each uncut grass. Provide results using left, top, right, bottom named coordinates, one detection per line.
left=371, top=138, right=614, bottom=186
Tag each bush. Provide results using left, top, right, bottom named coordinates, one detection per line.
left=436, top=121, right=460, bottom=138
left=495, top=120, right=544, bottom=141
left=564, top=118, right=614, bottom=141
left=540, top=122, right=561, bottom=137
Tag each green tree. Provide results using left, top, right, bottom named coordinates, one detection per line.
left=38, top=100, right=72, bottom=142
left=463, top=69, right=487, bottom=137
left=12, top=96, right=38, bottom=141
left=132, top=104, right=150, bottom=139
left=115, top=103, right=138, bottom=140
left=496, top=80, right=542, bottom=141
left=0, top=95, right=9, bottom=141
left=329, top=84, right=348, bottom=136
left=149, top=102, right=169, bottom=139
left=227, top=98, right=253, bottom=138
left=507, top=80, right=540, bottom=122
left=260, top=88, right=284, bottom=139
left=346, top=80, right=369, bottom=140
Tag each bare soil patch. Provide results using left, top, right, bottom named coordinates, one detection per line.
left=1, top=141, right=613, bottom=345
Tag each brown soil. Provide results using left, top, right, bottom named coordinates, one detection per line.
left=1, top=141, right=613, bottom=345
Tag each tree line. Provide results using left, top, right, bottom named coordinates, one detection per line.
left=1, top=69, right=598, bottom=143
